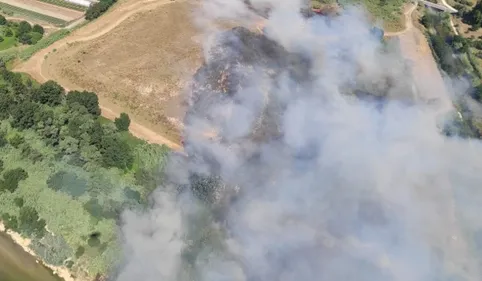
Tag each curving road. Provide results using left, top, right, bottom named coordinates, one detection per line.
left=14, top=0, right=183, bottom=151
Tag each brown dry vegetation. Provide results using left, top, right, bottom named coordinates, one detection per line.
left=42, top=1, right=202, bottom=142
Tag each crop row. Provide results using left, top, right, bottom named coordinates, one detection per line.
left=0, top=2, right=67, bottom=27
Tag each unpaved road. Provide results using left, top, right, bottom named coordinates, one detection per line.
left=0, top=0, right=84, bottom=21
left=384, top=3, right=417, bottom=37
left=14, top=0, right=183, bottom=151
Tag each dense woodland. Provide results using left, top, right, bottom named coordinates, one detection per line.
left=0, top=62, right=169, bottom=278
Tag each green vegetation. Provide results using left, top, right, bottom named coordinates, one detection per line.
left=38, top=0, right=87, bottom=12
left=85, top=0, right=117, bottom=20
left=338, top=0, right=404, bottom=31
left=115, top=113, right=130, bottom=131
left=0, top=2, right=67, bottom=27
left=19, top=29, right=70, bottom=61
left=463, top=1, right=482, bottom=30
left=0, top=65, right=169, bottom=277
left=421, top=12, right=467, bottom=76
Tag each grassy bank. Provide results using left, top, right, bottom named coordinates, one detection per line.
left=0, top=66, right=170, bottom=280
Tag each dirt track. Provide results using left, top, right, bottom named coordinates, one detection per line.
left=14, top=0, right=185, bottom=151
left=0, top=0, right=84, bottom=21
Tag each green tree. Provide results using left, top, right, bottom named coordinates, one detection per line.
left=0, top=15, right=7, bottom=25
left=100, top=135, right=133, bottom=170
left=17, top=21, right=31, bottom=36
left=0, top=159, right=3, bottom=172
left=0, top=132, right=7, bottom=148
left=1, top=168, right=28, bottom=192
left=32, top=24, right=44, bottom=35
left=1, top=213, right=18, bottom=231
left=11, top=102, right=39, bottom=130
left=35, top=80, right=65, bottom=106
left=115, top=112, right=130, bottom=131
left=5, top=28, right=13, bottom=37
left=8, top=134, right=24, bottom=148
left=18, top=33, right=32, bottom=45
left=19, top=206, right=45, bottom=238
left=14, top=197, right=24, bottom=208
left=66, top=90, right=101, bottom=116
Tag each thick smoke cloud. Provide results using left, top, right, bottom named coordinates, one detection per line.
left=115, top=0, right=482, bottom=281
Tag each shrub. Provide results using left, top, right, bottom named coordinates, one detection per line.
left=29, top=32, right=43, bottom=45
left=114, top=112, right=130, bottom=131
left=0, top=15, right=6, bottom=25
left=47, top=171, right=87, bottom=198
left=87, top=232, right=101, bottom=247
left=35, top=80, right=64, bottom=106
left=0, top=132, right=7, bottom=147
left=5, top=29, right=12, bottom=37
left=17, top=21, right=31, bottom=36
left=66, top=90, right=100, bottom=115
left=0, top=36, right=4, bottom=43
left=75, top=246, right=85, bottom=258
left=19, top=206, right=45, bottom=238
left=1, top=168, right=28, bottom=192
left=1, top=213, right=18, bottom=230
left=30, top=233, right=73, bottom=266
left=32, top=24, right=44, bottom=35
left=8, top=134, right=24, bottom=148
left=14, top=197, right=24, bottom=208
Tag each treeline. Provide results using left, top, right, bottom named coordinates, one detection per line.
left=0, top=15, right=44, bottom=45
left=463, top=1, right=482, bottom=30
left=0, top=65, right=134, bottom=171
left=421, top=13, right=466, bottom=76
left=85, top=0, right=117, bottom=20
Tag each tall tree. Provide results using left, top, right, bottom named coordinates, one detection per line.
left=115, top=112, right=130, bottom=131
left=66, top=90, right=101, bottom=116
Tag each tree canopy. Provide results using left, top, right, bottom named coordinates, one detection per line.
left=66, top=90, right=101, bottom=116
left=115, top=112, right=130, bottom=131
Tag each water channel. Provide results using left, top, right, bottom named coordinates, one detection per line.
left=0, top=232, right=62, bottom=281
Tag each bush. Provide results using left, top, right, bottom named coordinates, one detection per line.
left=0, top=15, right=6, bottom=25
left=17, top=21, right=31, bottom=36
left=14, top=197, right=24, bottom=208
left=114, top=112, right=130, bottom=131
left=35, top=80, right=64, bottom=106
left=0, top=132, right=7, bottom=147
left=1, top=168, right=28, bottom=192
left=8, top=134, right=24, bottom=148
left=85, top=0, right=116, bottom=20
left=100, top=135, right=133, bottom=170
left=32, top=24, right=44, bottom=35
left=1, top=213, right=18, bottom=230
left=19, top=206, right=45, bottom=238
left=47, top=171, right=87, bottom=198
left=75, top=246, right=85, bottom=258
left=66, top=90, right=100, bottom=115
left=0, top=36, right=4, bottom=43
left=5, top=29, right=12, bottom=37
left=29, top=32, right=43, bottom=45
left=30, top=233, right=73, bottom=265
left=87, top=232, right=101, bottom=247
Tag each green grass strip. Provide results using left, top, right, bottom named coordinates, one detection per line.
left=0, top=2, right=67, bottom=26
left=19, top=29, right=70, bottom=60
left=38, top=0, right=87, bottom=12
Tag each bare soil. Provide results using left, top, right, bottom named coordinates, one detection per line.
left=15, top=0, right=199, bottom=149
left=42, top=0, right=201, bottom=144
left=0, top=0, right=84, bottom=21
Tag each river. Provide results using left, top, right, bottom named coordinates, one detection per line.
left=0, top=232, right=63, bottom=281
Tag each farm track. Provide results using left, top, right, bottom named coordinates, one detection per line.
left=0, top=0, right=83, bottom=21
left=15, top=0, right=184, bottom=151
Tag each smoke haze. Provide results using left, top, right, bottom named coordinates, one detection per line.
left=115, top=0, right=482, bottom=281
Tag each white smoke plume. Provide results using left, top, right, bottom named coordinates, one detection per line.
left=114, top=0, right=482, bottom=281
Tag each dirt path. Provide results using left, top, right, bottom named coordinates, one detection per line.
left=14, top=0, right=183, bottom=151
left=384, top=3, right=418, bottom=37
left=0, top=0, right=84, bottom=21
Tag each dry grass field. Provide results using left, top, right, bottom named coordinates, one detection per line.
left=41, top=1, right=202, bottom=142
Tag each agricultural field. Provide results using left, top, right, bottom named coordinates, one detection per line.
left=0, top=0, right=84, bottom=26
left=38, top=0, right=87, bottom=12
left=42, top=1, right=202, bottom=142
